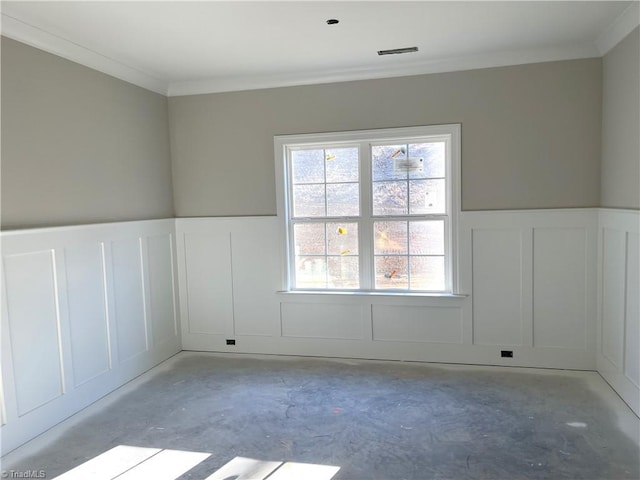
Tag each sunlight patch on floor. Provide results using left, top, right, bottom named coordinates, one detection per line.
left=52, top=445, right=340, bottom=480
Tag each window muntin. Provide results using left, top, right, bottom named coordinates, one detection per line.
left=277, top=125, right=459, bottom=293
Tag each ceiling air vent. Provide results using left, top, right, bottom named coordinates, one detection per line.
left=377, top=46, right=419, bottom=56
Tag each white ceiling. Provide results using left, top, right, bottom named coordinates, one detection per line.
left=2, top=1, right=638, bottom=96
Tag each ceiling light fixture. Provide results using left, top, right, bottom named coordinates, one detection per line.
left=377, top=46, right=419, bottom=56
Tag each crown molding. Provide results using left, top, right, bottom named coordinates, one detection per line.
left=595, top=1, right=640, bottom=55
left=1, top=13, right=169, bottom=95
left=168, top=43, right=599, bottom=97
left=1, top=7, right=613, bottom=99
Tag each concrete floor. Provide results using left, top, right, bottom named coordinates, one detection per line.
left=3, top=352, right=639, bottom=479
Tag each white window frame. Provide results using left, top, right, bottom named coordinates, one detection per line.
left=274, top=124, right=461, bottom=294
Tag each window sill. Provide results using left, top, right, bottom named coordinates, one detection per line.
left=277, top=290, right=466, bottom=298
left=276, top=290, right=468, bottom=306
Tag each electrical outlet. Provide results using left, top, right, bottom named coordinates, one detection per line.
left=501, top=350, right=513, bottom=358
left=226, top=339, right=236, bottom=346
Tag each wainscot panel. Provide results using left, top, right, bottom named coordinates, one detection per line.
left=0, top=219, right=180, bottom=455
left=371, top=305, right=462, bottom=344
left=597, top=209, right=640, bottom=416
left=624, top=233, right=640, bottom=390
left=146, top=234, right=178, bottom=347
left=176, top=217, right=281, bottom=350
left=181, top=231, right=232, bottom=336
left=601, top=228, right=626, bottom=368
left=533, top=227, right=588, bottom=349
left=111, top=238, right=148, bottom=363
left=471, top=228, right=523, bottom=346
left=281, top=303, right=365, bottom=340
left=460, top=209, right=597, bottom=360
left=3, top=250, right=63, bottom=417
left=63, top=242, right=110, bottom=388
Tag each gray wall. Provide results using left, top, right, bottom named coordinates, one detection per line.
left=1, top=37, right=174, bottom=229
left=169, top=58, right=602, bottom=216
left=2, top=37, right=609, bottom=226
left=601, top=26, right=640, bottom=210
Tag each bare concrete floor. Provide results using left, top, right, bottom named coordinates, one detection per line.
left=3, top=352, right=640, bottom=479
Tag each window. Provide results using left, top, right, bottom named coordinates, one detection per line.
left=275, top=125, right=460, bottom=293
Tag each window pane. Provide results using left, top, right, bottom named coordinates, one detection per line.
left=291, top=149, right=324, bottom=184
left=373, top=181, right=408, bottom=215
left=293, top=223, right=325, bottom=255
left=374, top=221, right=407, bottom=255
left=328, top=256, right=359, bottom=289
left=409, top=179, right=445, bottom=214
left=327, top=222, right=358, bottom=255
left=294, top=256, right=327, bottom=288
left=410, top=256, right=445, bottom=291
left=327, top=183, right=359, bottom=216
left=372, top=144, right=407, bottom=181
left=409, top=220, right=444, bottom=255
left=375, top=256, right=409, bottom=289
left=293, top=184, right=325, bottom=217
left=408, top=142, right=445, bottom=179
left=326, top=147, right=359, bottom=183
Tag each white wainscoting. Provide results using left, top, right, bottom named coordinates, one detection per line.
left=460, top=209, right=597, bottom=368
left=597, top=209, right=640, bottom=416
left=0, top=219, right=181, bottom=454
left=176, top=210, right=597, bottom=370
left=175, top=217, right=282, bottom=352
